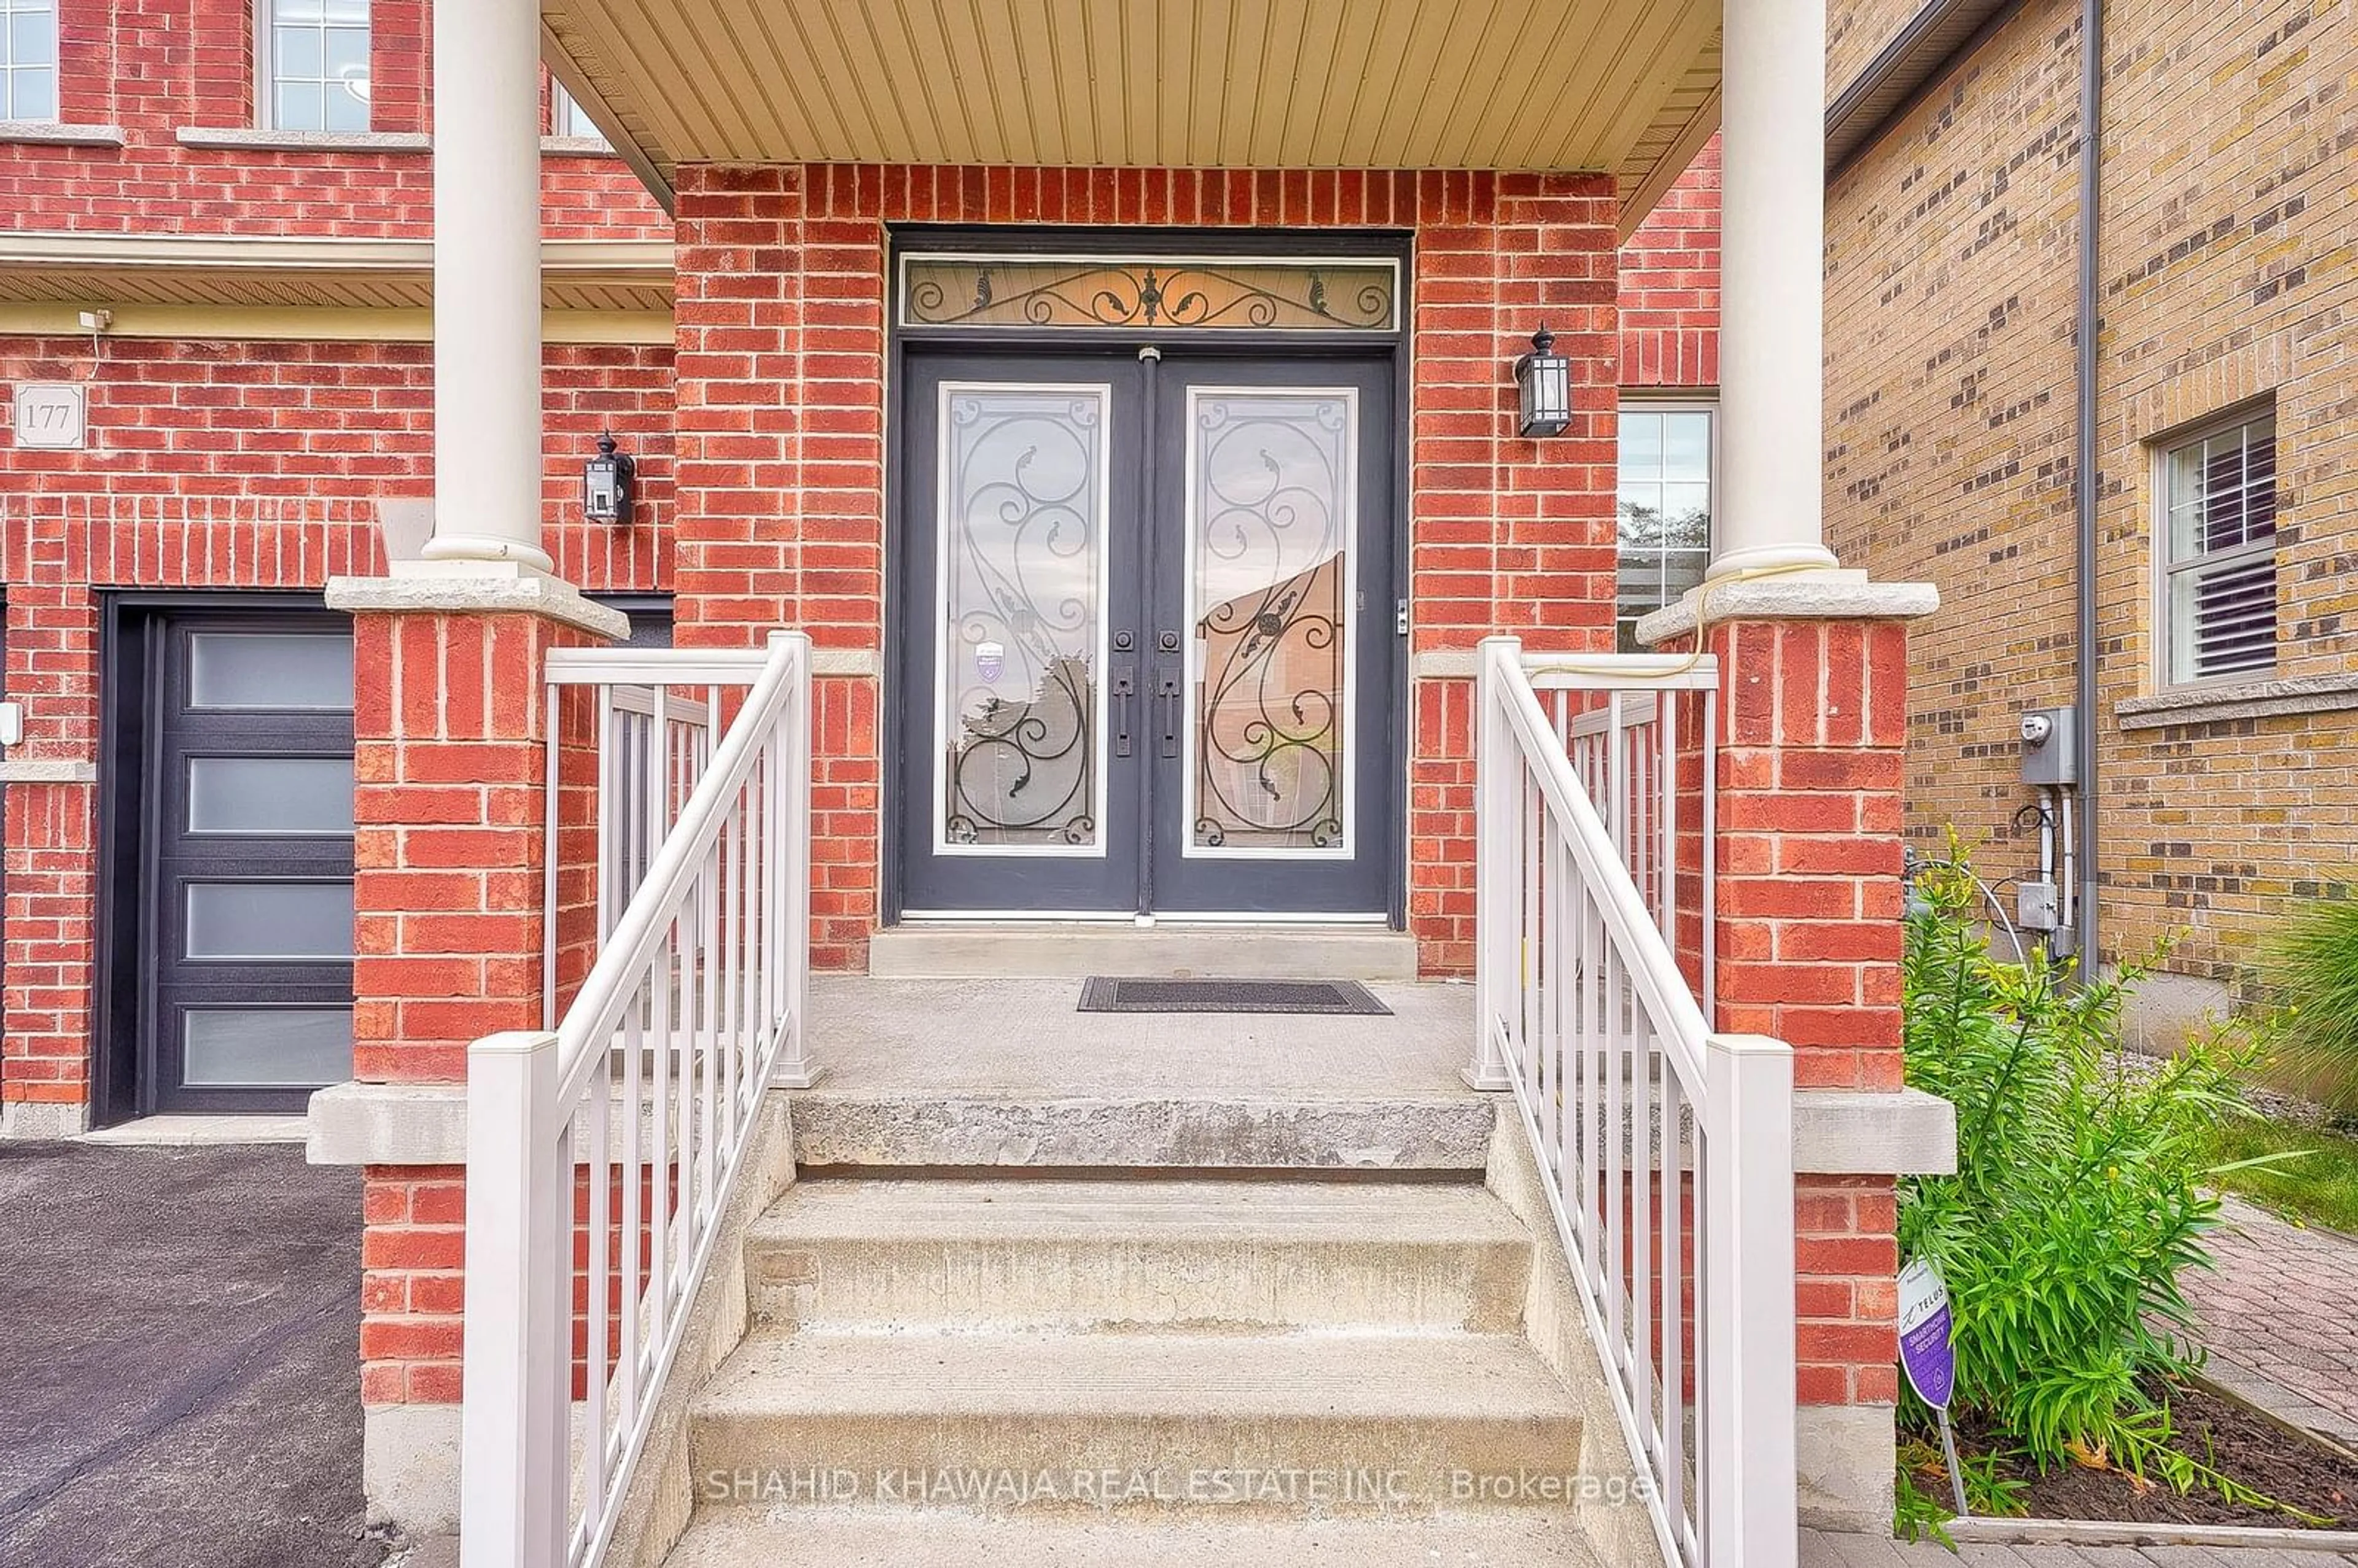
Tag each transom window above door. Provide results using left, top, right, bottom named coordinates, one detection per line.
left=900, top=255, right=1399, bottom=333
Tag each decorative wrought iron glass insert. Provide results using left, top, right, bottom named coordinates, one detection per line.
left=1185, top=387, right=1356, bottom=857
left=902, top=256, right=1398, bottom=332
left=935, top=383, right=1111, bottom=854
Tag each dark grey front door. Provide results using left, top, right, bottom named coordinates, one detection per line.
left=895, top=346, right=1398, bottom=917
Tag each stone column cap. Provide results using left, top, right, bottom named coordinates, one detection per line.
left=1635, top=570, right=1938, bottom=647
left=325, top=559, right=628, bottom=640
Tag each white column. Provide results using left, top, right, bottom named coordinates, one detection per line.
left=1709, top=0, right=1842, bottom=580
left=421, top=0, right=553, bottom=573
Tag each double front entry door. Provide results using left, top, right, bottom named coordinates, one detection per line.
left=896, top=347, right=1399, bottom=918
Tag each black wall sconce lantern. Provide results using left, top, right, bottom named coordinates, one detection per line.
left=584, top=430, right=636, bottom=524
left=1514, top=325, right=1572, bottom=438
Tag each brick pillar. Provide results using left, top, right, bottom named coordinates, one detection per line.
left=321, top=582, right=620, bottom=1534
left=1647, top=587, right=1939, bottom=1532
left=348, top=608, right=587, bottom=1410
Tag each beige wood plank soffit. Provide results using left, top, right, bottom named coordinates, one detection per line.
left=0, top=234, right=675, bottom=315
left=541, top=0, right=1722, bottom=211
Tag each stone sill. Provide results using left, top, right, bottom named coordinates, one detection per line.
left=174, top=126, right=430, bottom=153
left=0, top=758, right=97, bottom=783
left=0, top=120, right=126, bottom=147
left=2116, top=670, right=2358, bottom=731
left=542, top=134, right=617, bottom=157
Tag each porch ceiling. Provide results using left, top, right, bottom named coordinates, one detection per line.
left=541, top=0, right=1723, bottom=225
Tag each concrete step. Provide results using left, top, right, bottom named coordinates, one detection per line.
left=664, top=1507, right=1606, bottom=1566
left=867, top=923, right=1420, bottom=981
left=792, top=1093, right=1496, bottom=1171
left=746, top=1178, right=1533, bottom=1332
left=688, top=1329, right=1583, bottom=1518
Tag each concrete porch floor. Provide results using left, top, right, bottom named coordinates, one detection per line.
left=807, top=975, right=1477, bottom=1100
left=793, top=976, right=1492, bottom=1171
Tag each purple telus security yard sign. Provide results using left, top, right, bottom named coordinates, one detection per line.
left=1898, top=1256, right=1969, bottom=1515
left=1896, top=1257, right=1955, bottom=1409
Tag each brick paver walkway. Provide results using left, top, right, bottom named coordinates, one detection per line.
left=1806, top=1532, right=2358, bottom=1567
left=2181, top=1197, right=2358, bottom=1447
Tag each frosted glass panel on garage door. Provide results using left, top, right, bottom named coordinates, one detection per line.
left=184, top=881, right=354, bottom=960
left=188, top=632, right=354, bottom=710
left=181, top=1007, right=354, bottom=1086
left=186, top=755, right=356, bottom=834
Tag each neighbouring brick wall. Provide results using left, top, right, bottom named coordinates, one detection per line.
left=1618, top=134, right=1721, bottom=388
left=7, top=0, right=667, bottom=239
left=1823, top=0, right=2358, bottom=981
left=0, top=336, right=672, bottom=1116
left=1827, top=0, right=1939, bottom=105
left=670, top=163, right=1623, bottom=974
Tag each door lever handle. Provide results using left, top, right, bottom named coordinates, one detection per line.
left=1153, top=648, right=1183, bottom=761
left=1110, top=661, right=1137, bottom=758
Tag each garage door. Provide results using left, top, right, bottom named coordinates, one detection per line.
left=145, top=614, right=356, bottom=1114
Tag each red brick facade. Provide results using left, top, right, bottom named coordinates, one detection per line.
left=1618, top=134, right=1722, bottom=390
left=23, top=0, right=666, bottom=239
left=0, top=336, right=672, bottom=1117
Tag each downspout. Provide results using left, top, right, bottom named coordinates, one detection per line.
left=2071, top=0, right=2104, bottom=972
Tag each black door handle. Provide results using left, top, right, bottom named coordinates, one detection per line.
left=1153, top=640, right=1183, bottom=759
left=1110, top=659, right=1137, bottom=758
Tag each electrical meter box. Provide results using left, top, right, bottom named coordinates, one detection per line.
left=2018, top=705, right=2077, bottom=786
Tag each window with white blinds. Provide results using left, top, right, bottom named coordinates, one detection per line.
left=2161, top=411, right=2278, bottom=685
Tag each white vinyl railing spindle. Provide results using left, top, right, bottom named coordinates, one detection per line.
left=1468, top=637, right=1792, bottom=1568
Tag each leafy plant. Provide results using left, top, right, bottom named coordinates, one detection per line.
left=1891, top=1454, right=1956, bottom=1547
left=2256, top=882, right=2358, bottom=1117
left=1897, top=848, right=2270, bottom=1478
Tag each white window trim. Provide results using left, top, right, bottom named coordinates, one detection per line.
left=1, top=0, right=60, bottom=124
left=254, top=0, right=371, bottom=133
left=2149, top=400, right=2279, bottom=692
left=1614, top=393, right=1719, bottom=649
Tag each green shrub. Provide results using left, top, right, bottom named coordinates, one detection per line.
left=1897, top=853, right=2265, bottom=1478
left=2256, top=882, right=2358, bottom=1117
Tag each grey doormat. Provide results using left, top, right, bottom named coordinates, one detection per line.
left=1077, top=977, right=1393, bottom=1015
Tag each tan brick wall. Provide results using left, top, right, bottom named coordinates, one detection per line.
left=1824, top=0, right=2358, bottom=980
left=1827, top=0, right=1937, bottom=103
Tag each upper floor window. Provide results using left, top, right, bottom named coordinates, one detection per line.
left=2160, top=408, right=2278, bottom=685
left=552, top=82, right=608, bottom=146
left=1616, top=402, right=1715, bottom=651
left=261, top=0, right=369, bottom=133
left=1, top=0, right=57, bottom=122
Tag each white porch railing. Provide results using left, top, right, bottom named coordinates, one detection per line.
left=1530, top=658, right=1720, bottom=1009
left=1469, top=636, right=1796, bottom=1568
left=462, top=631, right=815, bottom=1568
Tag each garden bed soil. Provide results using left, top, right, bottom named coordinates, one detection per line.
left=1944, top=1381, right=2358, bottom=1528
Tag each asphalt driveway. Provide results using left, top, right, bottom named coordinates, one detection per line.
left=0, top=1140, right=387, bottom=1568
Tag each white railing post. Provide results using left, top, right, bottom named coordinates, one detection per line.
left=460, top=1029, right=569, bottom=1568
left=768, top=631, right=819, bottom=1089
left=1702, top=1031, right=1797, bottom=1568
left=1465, top=634, right=1521, bottom=1090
